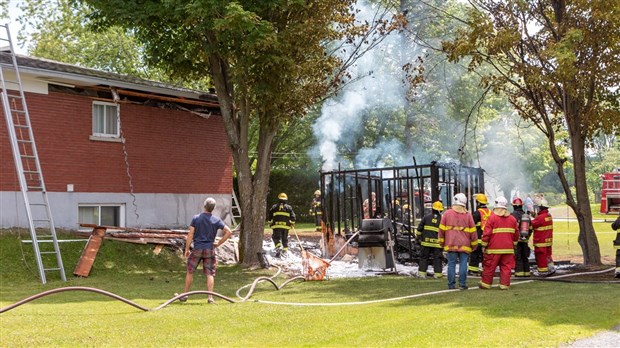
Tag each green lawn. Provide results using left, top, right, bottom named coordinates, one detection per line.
left=1, top=212, right=619, bottom=347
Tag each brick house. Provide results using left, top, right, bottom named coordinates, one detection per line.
left=1, top=54, right=233, bottom=230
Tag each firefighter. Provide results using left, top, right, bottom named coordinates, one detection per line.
left=511, top=197, right=532, bottom=277
left=402, top=203, right=412, bottom=233
left=309, top=190, right=322, bottom=232
left=416, top=201, right=444, bottom=279
left=439, top=193, right=477, bottom=290
left=268, top=192, right=296, bottom=258
left=531, top=199, right=555, bottom=276
left=469, top=193, right=491, bottom=275
left=612, top=216, right=620, bottom=278
left=479, top=196, right=519, bottom=290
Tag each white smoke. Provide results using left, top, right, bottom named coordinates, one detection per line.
left=312, top=1, right=411, bottom=172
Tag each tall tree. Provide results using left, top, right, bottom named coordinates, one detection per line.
left=443, top=0, right=620, bottom=264
left=80, top=0, right=400, bottom=266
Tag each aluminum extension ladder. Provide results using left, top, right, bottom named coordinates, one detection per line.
left=231, top=190, right=242, bottom=228
left=0, top=23, right=66, bottom=284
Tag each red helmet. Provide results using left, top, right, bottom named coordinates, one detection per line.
left=512, top=197, right=523, bottom=206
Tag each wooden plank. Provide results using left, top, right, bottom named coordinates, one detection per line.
left=152, top=244, right=164, bottom=255
left=73, top=227, right=106, bottom=278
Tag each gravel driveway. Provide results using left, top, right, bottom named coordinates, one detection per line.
left=562, top=324, right=620, bottom=347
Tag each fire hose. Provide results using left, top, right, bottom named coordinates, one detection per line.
left=1, top=266, right=616, bottom=313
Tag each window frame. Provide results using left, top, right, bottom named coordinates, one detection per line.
left=92, top=101, right=120, bottom=138
left=78, top=204, right=125, bottom=230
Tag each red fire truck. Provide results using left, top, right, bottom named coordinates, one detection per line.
left=600, top=168, right=620, bottom=214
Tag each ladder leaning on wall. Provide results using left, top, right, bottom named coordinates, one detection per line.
left=231, top=190, right=242, bottom=228
left=0, top=23, right=66, bottom=284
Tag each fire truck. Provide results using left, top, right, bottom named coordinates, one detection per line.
left=600, top=168, right=620, bottom=214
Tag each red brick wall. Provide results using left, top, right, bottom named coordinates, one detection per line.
left=1, top=91, right=232, bottom=194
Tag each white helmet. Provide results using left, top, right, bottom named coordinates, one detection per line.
left=495, top=196, right=508, bottom=209
left=453, top=193, right=467, bottom=207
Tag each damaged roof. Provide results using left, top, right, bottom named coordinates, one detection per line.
left=0, top=52, right=219, bottom=107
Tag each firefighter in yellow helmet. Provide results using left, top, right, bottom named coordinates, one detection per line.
left=416, top=201, right=445, bottom=279
left=268, top=192, right=296, bottom=258
left=309, top=189, right=322, bottom=232
left=469, top=193, right=490, bottom=275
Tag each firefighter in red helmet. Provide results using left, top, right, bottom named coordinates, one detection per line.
left=531, top=199, right=555, bottom=276
left=511, top=197, right=532, bottom=277
left=469, top=193, right=491, bottom=275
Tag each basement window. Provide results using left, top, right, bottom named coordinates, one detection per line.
left=91, top=101, right=120, bottom=139
left=78, top=204, right=125, bottom=228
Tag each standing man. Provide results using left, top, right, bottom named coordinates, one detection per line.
left=310, top=190, right=322, bottom=232
left=479, top=197, right=519, bottom=290
left=612, top=216, right=620, bottom=278
left=531, top=199, right=554, bottom=276
left=512, top=197, right=532, bottom=277
left=469, top=193, right=491, bottom=275
left=439, top=193, right=477, bottom=290
left=181, top=197, right=233, bottom=303
left=269, top=192, right=296, bottom=258
left=416, top=201, right=444, bottom=279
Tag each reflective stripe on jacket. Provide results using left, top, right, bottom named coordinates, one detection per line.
left=417, top=212, right=442, bottom=248
left=438, top=208, right=477, bottom=253
left=481, top=211, right=519, bottom=254
left=531, top=208, right=553, bottom=248
left=268, top=202, right=296, bottom=230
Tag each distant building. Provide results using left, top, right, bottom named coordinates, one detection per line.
left=1, top=53, right=233, bottom=229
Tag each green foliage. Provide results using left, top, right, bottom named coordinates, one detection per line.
left=267, top=170, right=321, bottom=223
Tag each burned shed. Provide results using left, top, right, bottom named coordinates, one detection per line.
left=319, top=161, right=485, bottom=262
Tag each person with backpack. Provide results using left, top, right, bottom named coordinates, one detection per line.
left=511, top=197, right=532, bottom=277
left=468, top=193, right=491, bottom=276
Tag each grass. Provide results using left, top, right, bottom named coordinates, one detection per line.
left=1, top=208, right=620, bottom=347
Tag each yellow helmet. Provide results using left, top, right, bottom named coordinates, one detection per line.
left=432, top=201, right=444, bottom=211
left=475, top=193, right=488, bottom=205
left=314, top=190, right=321, bottom=195
left=278, top=192, right=288, bottom=200
left=402, top=204, right=409, bottom=210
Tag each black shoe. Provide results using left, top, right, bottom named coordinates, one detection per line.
left=459, top=286, right=469, bottom=290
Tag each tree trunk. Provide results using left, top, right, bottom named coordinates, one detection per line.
left=568, top=119, right=601, bottom=265
left=208, top=53, right=277, bottom=267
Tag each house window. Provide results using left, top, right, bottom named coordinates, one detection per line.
left=78, top=204, right=125, bottom=227
left=92, top=102, right=119, bottom=138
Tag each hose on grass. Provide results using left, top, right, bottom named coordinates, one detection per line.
left=0, top=264, right=305, bottom=314
left=0, top=267, right=616, bottom=313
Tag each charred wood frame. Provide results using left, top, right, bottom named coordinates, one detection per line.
left=319, top=161, right=484, bottom=261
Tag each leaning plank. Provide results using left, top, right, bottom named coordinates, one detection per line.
left=74, top=227, right=106, bottom=278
